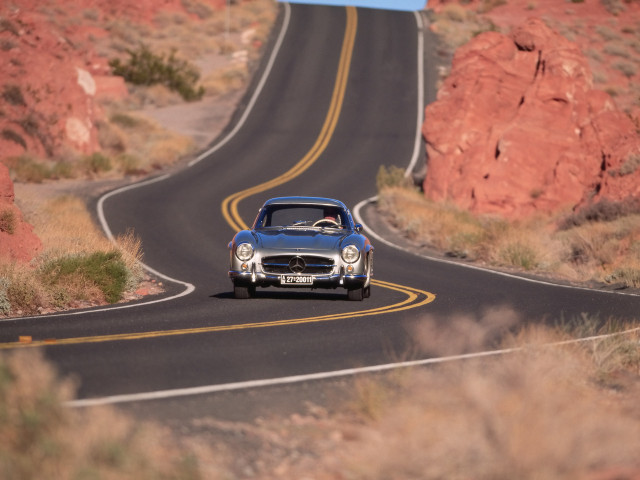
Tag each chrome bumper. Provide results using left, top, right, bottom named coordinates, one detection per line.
left=228, top=270, right=367, bottom=289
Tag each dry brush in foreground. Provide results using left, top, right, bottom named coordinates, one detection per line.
left=1, top=317, right=639, bottom=479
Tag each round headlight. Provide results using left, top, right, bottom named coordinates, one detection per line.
left=236, top=243, right=254, bottom=261
left=341, top=244, right=360, bottom=263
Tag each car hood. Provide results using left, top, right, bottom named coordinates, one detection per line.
left=254, top=228, right=349, bottom=252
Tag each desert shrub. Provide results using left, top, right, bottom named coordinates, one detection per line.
left=603, top=42, right=632, bottom=59
left=0, top=18, right=20, bottom=36
left=376, top=165, right=412, bottom=193
left=113, top=229, right=144, bottom=291
left=2, top=84, right=26, bottom=106
left=40, top=251, right=129, bottom=304
left=498, top=241, right=540, bottom=270
left=560, top=198, right=640, bottom=229
left=605, top=267, right=640, bottom=288
left=181, top=0, right=214, bottom=19
left=5, top=155, right=51, bottom=183
left=1, top=266, right=47, bottom=315
left=615, top=152, right=640, bottom=176
left=1, top=128, right=26, bottom=149
left=50, top=160, right=75, bottom=179
left=613, top=60, right=637, bottom=78
left=114, top=153, right=142, bottom=175
left=269, top=320, right=640, bottom=480
left=601, top=0, right=626, bottom=15
left=0, top=350, right=204, bottom=479
left=110, top=112, right=141, bottom=128
left=0, top=278, right=9, bottom=315
left=201, top=63, right=248, bottom=96
left=0, top=209, right=16, bottom=234
left=96, top=119, right=127, bottom=153
left=83, top=152, right=112, bottom=174
left=16, top=113, right=39, bottom=138
left=595, top=25, right=621, bottom=41
left=109, top=44, right=205, bottom=101
left=477, top=0, right=507, bottom=13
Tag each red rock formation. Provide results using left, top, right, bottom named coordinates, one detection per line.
left=0, top=0, right=226, bottom=162
left=0, top=163, right=41, bottom=263
left=0, top=0, right=226, bottom=264
left=422, top=18, right=640, bottom=218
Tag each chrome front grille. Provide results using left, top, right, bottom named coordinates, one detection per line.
left=262, top=255, right=334, bottom=275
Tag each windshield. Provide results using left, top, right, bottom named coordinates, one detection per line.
left=255, top=205, right=348, bottom=229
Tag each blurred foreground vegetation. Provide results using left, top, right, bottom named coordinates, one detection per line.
left=1, top=317, right=639, bottom=478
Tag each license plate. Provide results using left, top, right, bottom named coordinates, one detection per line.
left=280, top=275, right=313, bottom=285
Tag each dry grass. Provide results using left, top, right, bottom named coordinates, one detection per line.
left=378, top=185, right=640, bottom=288
left=332, top=325, right=640, bottom=480
left=99, top=111, right=195, bottom=172
left=156, top=316, right=639, bottom=479
left=0, top=349, right=214, bottom=479
left=0, top=194, right=144, bottom=316
left=3, top=316, right=638, bottom=479
left=35, top=195, right=113, bottom=258
left=429, top=4, right=501, bottom=55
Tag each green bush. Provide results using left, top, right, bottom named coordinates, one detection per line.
left=41, top=251, right=129, bottom=304
left=110, top=44, right=205, bottom=101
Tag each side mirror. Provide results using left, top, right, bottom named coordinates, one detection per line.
left=355, top=223, right=363, bottom=233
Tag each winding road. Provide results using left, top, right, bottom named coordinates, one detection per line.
left=1, top=4, right=638, bottom=410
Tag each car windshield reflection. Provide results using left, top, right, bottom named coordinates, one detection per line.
left=255, top=205, right=347, bottom=230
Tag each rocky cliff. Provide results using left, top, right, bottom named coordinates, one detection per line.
left=422, top=16, right=640, bottom=218
left=0, top=162, right=41, bottom=262
left=0, top=0, right=226, bottom=262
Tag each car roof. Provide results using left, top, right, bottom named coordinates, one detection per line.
left=261, top=196, right=348, bottom=209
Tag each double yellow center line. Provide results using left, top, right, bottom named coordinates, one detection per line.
left=222, top=7, right=358, bottom=232
left=220, top=7, right=435, bottom=319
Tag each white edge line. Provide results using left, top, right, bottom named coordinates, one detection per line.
left=66, top=325, right=640, bottom=408
left=187, top=3, right=291, bottom=168
left=66, top=349, right=514, bottom=407
left=404, top=10, right=424, bottom=179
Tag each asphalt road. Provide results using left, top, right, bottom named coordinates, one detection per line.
left=1, top=4, right=639, bottom=408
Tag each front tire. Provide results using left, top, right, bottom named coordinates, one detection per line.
left=347, top=287, right=364, bottom=301
left=234, top=284, right=254, bottom=299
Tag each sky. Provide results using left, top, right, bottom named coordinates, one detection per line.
left=278, top=0, right=427, bottom=11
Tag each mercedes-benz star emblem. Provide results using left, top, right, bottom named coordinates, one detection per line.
left=288, top=256, right=306, bottom=274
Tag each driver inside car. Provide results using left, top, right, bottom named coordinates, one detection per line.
left=320, top=208, right=342, bottom=227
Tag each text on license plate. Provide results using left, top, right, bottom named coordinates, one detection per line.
left=280, top=275, right=313, bottom=285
